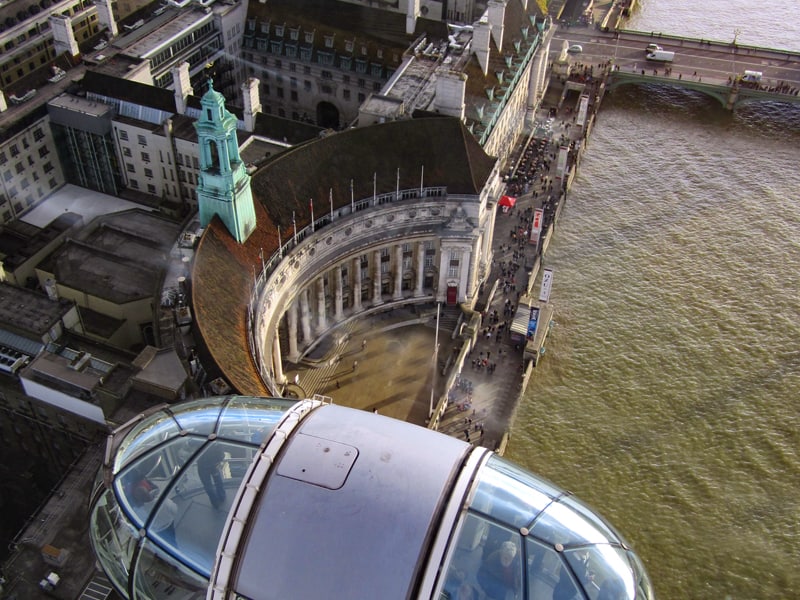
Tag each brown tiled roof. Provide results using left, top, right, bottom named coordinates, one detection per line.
left=192, top=204, right=275, bottom=397
left=251, top=117, right=496, bottom=230
left=192, top=117, right=496, bottom=394
left=252, top=113, right=325, bottom=145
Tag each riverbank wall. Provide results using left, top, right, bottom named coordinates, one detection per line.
left=484, top=29, right=621, bottom=452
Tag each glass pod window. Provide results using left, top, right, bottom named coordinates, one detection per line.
left=437, top=455, right=650, bottom=600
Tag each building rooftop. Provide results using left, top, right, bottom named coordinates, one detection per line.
left=130, top=345, right=190, bottom=400
left=20, top=183, right=152, bottom=228
left=0, top=281, right=72, bottom=338
left=45, top=209, right=181, bottom=305
left=122, top=6, right=212, bottom=59
left=23, top=346, right=114, bottom=395
left=48, top=92, right=116, bottom=119
left=0, top=210, right=82, bottom=272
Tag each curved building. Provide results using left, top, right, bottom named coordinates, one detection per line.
left=89, top=395, right=654, bottom=600
left=191, top=81, right=502, bottom=395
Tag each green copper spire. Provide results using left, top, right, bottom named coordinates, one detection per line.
left=194, top=79, right=256, bottom=243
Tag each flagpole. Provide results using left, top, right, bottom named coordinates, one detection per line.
left=329, top=188, right=333, bottom=220
left=373, top=172, right=376, bottom=203
left=350, top=179, right=354, bottom=212
left=420, top=165, right=424, bottom=195
left=429, top=302, right=440, bottom=418
left=292, top=211, right=297, bottom=244
left=310, top=198, right=315, bottom=232
left=277, top=226, right=283, bottom=257
left=396, top=167, right=400, bottom=200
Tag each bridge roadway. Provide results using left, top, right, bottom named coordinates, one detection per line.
left=551, top=27, right=800, bottom=109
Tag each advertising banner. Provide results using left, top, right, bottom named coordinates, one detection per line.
left=527, top=306, right=540, bottom=338
left=529, top=208, right=543, bottom=245
left=539, top=268, right=554, bottom=303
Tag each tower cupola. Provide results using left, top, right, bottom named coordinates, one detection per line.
left=194, top=80, right=256, bottom=243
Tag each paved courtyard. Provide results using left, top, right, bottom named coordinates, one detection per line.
left=283, top=315, right=453, bottom=425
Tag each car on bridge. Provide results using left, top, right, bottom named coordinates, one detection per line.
left=567, top=44, right=583, bottom=53
left=741, top=70, right=762, bottom=83
left=645, top=43, right=662, bottom=53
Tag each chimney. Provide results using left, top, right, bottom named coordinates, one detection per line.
left=94, top=0, right=118, bottom=37
left=434, top=70, right=466, bottom=119
left=172, top=62, right=193, bottom=115
left=473, top=16, right=490, bottom=76
left=241, top=77, right=261, bottom=132
left=487, top=0, right=506, bottom=51
left=49, top=15, right=80, bottom=59
left=406, top=0, right=420, bottom=35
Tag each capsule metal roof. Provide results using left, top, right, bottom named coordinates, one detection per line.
left=233, top=402, right=471, bottom=599
left=92, top=396, right=653, bottom=600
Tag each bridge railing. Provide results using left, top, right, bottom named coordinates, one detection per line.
left=616, top=29, right=800, bottom=59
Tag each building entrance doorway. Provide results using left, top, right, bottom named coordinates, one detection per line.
left=446, top=285, right=457, bottom=305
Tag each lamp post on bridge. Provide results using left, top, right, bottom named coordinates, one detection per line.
left=731, top=28, right=742, bottom=85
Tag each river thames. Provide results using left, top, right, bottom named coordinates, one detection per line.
left=506, top=1, right=800, bottom=598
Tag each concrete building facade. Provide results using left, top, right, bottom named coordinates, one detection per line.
left=0, top=108, right=66, bottom=223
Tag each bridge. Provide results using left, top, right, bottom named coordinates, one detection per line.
left=551, top=27, right=800, bottom=110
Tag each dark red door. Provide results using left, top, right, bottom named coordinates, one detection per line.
left=446, top=285, right=457, bottom=305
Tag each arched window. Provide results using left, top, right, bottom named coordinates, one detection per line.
left=208, top=140, right=220, bottom=171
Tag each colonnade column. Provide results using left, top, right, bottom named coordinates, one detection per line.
left=299, top=288, right=312, bottom=343
left=414, top=241, right=425, bottom=297
left=436, top=244, right=451, bottom=304
left=315, top=277, right=327, bottom=332
left=372, top=249, right=383, bottom=306
left=352, top=256, right=362, bottom=311
left=392, top=244, right=403, bottom=300
left=287, top=301, right=299, bottom=362
left=483, top=201, right=498, bottom=262
left=334, top=265, right=344, bottom=321
left=272, top=333, right=285, bottom=384
left=468, top=236, right=481, bottom=299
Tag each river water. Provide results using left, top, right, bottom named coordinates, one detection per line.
left=505, top=1, right=800, bottom=598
